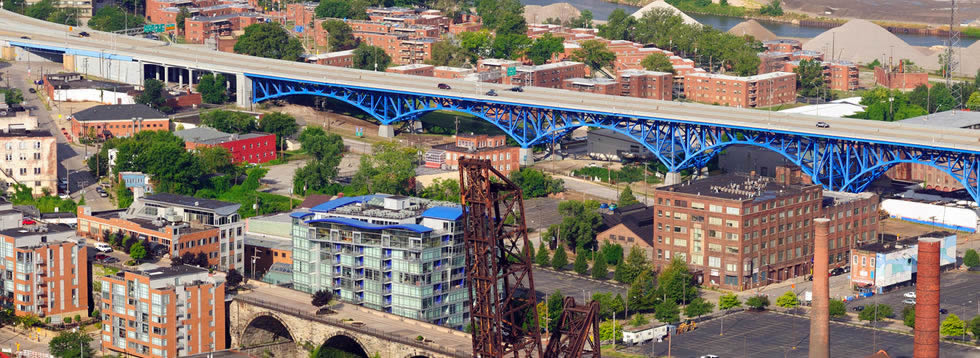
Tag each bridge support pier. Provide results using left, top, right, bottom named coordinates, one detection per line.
left=664, top=171, right=682, bottom=186
left=378, top=124, right=395, bottom=139
left=236, top=73, right=252, bottom=109
left=519, top=147, right=533, bottom=166
left=163, top=65, right=169, bottom=84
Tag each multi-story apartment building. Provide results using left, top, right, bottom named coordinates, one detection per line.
left=184, top=13, right=266, bottom=44
left=99, top=265, right=226, bottom=358
left=291, top=195, right=468, bottom=329
left=305, top=50, right=354, bottom=67
left=762, top=39, right=802, bottom=53
left=651, top=170, right=880, bottom=290
left=387, top=64, right=435, bottom=76
left=424, top=134, right=520, bottom=175
left=0, top=121, right=57, bottom=197
left=175, top=127, right=277, bottom=164
left=77, top=194, right=243, bottom=270
left=781, top=60, right=859, bottom=92
left=0, top=224, right=88, bottom=321
left=506, top=62, right=587, bottom=89
left=562, top=78, right=619, bottom=95
left=618, top=70, right=673, bottom=100
left=683, top=72, right=797, bottom=108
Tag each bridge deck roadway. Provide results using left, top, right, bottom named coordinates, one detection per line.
left=236, top=285, right=473, bottom=356
left=3, top=9, right=980, bottom=154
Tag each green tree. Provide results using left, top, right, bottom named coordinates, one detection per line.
left=654, top=300, right=680, bottom=323
left=627, top=269, right=656, bottom=311
left=459, top=30, right=494, bottom=63
left=352, top=44, right=392, bottom=71
left=226, top=269, right=243, bottom=288
left=573, top=249, right=589, bottom=275
left=135, top=79, right=167, bottom=110
left=322, top=19, right=358, bottom=51
left=547, top=290, right=564, bottom=332
left=314, top=0, right=366, bottom=20
left=509, top=168, right=564, bottom=198
left=902, top=305, right=916, bottom=327
left=196, top=73, right=228, bottom=104
left=571, top=40, right=616, bottom=78
left=775, top=291, right=799, bottom=309
left=940, top=314, right=966, bottom=337
left=591, top=252, right=607, bottom=279
left=759, top=0, right=784, bottom=16
left=2, top=0, right=24, bottom=12
left=970, top=316, right=980, bottom=340
left=965, top=91, right=980, bottom=111
left=600, top=242, right=624, bottom=265
left=684, top=297, right=714, bottom=318
left=234, top=22, right=304, bottom=61
left=419, top=178, right=461, bottom=203
left=25, top=0, right=56, bottom=21
left=640, top=53, right=674, bottom=74
left=535, top=245, right=551, bottom=267
left=616, top=246, right=650, bottom=284
left=348, top=141, right=416, bottom=195
left=526, top=33, right=564, bottom=65
left=426, top=40, right=468, bottom=67
left=176, top=7, right=190, bottom=33
left=591, top=292, right=624, bottom=320
left=200, top=110, right=257, bottom=133
left=87, top=6, right=143, bottom=32
left=475, top=0, right=525, bottom=35
left=829, top=300, right=847, bottom=319
left=551, top=247, right=568, bottom=270
left=655, top=256, right=697, bottom=305
left=491, top=33, right=531, bottom=60
left=859, top=304, right=893, bottom=322
left=746, top=295, right=770, bottom=310
left=0, top=88, right=24, bottom=105
left=46, top=8, right=77, bottom=26
left=629, top=313, right=650, bottom=327
left=964, top=248, right=980, bottom=268
left=597, top=8, right=636, bottom=41
left=718, top=293, right=741, bottom=311
left=195, top=146, right=234, bottom=174
left=293, top=128, right=345, bottom=195
left=49, top=330, right=94, bottom=358
left=866, top=59, right=882, bottom=70
left=116, top=184, right=134, bottom=208
left=568, top=10, right=594, bottom=28
left=598, top=320, right=622, bottom=341
left=259, top=112, right=299, bottom=152
left=794, top=59, right=829, bottom=99
left=556, top=200, right=602, bottom=250
left=129, top=240, right=147, bottom=262
left=618, top=185, right=639, bottom=206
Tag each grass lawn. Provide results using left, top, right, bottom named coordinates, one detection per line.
left=599, top=345, right=646, bottom=358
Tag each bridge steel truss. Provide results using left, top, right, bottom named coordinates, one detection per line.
left=249, top=73, right=980, bottom=203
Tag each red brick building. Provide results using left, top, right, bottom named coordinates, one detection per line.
left=184, top=13, right=266, bottom=44
left=596, top=204, right=655, bottom=259
left=433, top=66, right=474, bottom=79
left=306, top=50, right=354, bottom=67
left=0, top=224, right=89, bottom=321
left=175, top=127, right=277, bottom=164
left=874, top=64, right=929, bottom=90
left=684, top=72, right=797, bottom=108
left=100, top=265, right=226, bottom=358
left=618, top=69, right=673, bottom=100
left=762, top=39, right=802, bottom=53
left=70, top=104, right=170, bottom=141
left=781, top=60, right=860, bottom=92
left=505, top=61, right=587, bottom=88
left=386, top=63, right=434, bottom=76
left=285, top=2, right=315, bottom=26
left=562, top=77, right=619, bottom=95
left=424, top=134, right=520, bottom=175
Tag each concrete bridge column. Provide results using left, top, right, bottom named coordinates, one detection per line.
left=163, top=65, right=169, bottom=83
left=519, top=147, right=533, bottom=166
left=664, top=171, right=682, bottom=186
left=178, top=68, right=184, bottom=88
left=378, top=125, right=395, bottom=139
left=235, top=72, right=252, bottom=109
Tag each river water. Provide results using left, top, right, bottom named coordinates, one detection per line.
left=518, top=0, right=977, bottom=47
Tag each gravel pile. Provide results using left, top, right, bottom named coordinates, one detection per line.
left=802, top=19, right=940, bottom=70
left=959, top=41, right=980, bottom=78
left=630, top=0, right=701, bottom=26
left=524, top=3, right=581, bottom=25
left=727, top=20, right=777, bottom=41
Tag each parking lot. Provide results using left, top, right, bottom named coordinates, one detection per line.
left=850, top=271, right=980, bottom=321
left=531, top=268, right=626, bottom=302
left=623, top=311, right=979, bottom=358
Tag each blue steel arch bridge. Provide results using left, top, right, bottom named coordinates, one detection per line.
left=250, top=73, right=980, bottom=203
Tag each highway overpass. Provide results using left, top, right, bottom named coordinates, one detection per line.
left=2, top=9, right=980, bottom=202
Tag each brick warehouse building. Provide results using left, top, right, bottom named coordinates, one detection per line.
left=424, top=134, right=520, bottom=175
left=650, top=169, right=879, bottom=290
left=70, top=104, right=169, bottom=142
left=175, top=127, right=277, bottom=164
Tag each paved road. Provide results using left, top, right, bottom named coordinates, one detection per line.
left=3, top=10, right=980, bottom=155
left=850, top=271, right=980, bottom=322
left=531, top=267, right=626, bottom=303
left=622, top=310, right=979, bottom=358
left=558, top=175, right=653, bottom=205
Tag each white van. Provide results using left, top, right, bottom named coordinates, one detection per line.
left=94, top=243, right=113, bottom=253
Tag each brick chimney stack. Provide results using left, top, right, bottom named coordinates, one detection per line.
left=809, top=218, right=830, bottom=358
left=914, top=237, right=941, bottom=358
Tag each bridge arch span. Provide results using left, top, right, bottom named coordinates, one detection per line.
left=239, top=312, right=296, bottom=347
left=319, top=333, right=370, bottom=358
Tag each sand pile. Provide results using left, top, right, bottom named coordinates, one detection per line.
left=958, top=41, right=980, bottom=78
left=727, top=20, right=777, bottom=41
left=524, top=3, right=581, bottom=25
left=802, top=19, right=939, bottom=70
left=631, top=0, right=700, bottom=26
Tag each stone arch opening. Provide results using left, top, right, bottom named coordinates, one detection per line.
left=317, top=334, right=369, bottom=358
left=241, top=315, right=294, bottom=348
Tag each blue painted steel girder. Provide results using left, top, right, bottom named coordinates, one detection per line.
left=247, top=74, right=980, bottom=203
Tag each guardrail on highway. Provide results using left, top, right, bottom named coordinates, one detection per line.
left=234, top=294, right=473, bottom=358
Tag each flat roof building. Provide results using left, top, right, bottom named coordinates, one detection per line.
left=70, top=104, right=169, bottom=142
left=0, top=224, right=88, bottom=320
left=175, top=127, right=277, bottom=164
left=0, top=127, right=57, bottom=197
left=684, top=72, right=797, bottom=108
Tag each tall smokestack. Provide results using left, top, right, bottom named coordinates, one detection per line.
left=914, top=238, right=941, bottom=358
left=809, top=218, right=830, bottom=358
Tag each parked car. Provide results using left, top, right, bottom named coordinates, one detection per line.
left=148, top=243, right=170, bottom=258
left=816, top=121, right=830, bottom=128
left=437, top=83, right=451, bottom=90
left=78, top=31, right=90, bottom=37
left=485, top=89, right=498, bottom=96
left=939, top=308, right=948, bottom=314
left=28, top=88, right=36, bottom=93
left=851, top=305, right=865, bottom=312
left=99, top=191, right=109, bottom=198
left=903, top=291, right=916, bottom=299
left=902, top=298, right=916, bottom=305
left=94, top=243, right=113, bottom=253
left=101, top=257, right=119, bottom=264
left=20, top=36, right=30, bottom=40
left=509, top=86, right=523, bottom=92
left=94, top=254, right=109, bottom=262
